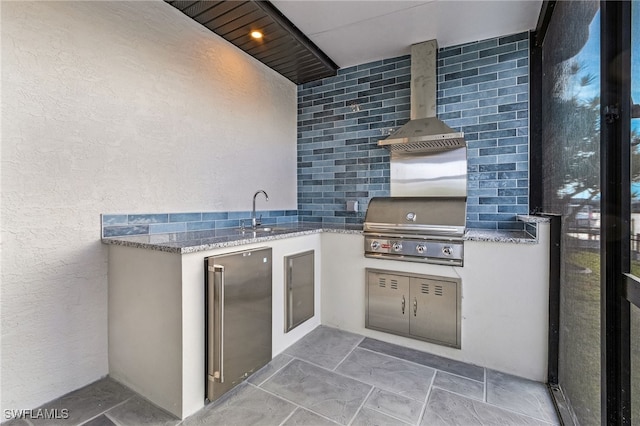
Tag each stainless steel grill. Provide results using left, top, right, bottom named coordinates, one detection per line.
left=366, top=39, right=467, bottom=266
left=363, top=196, right=466, bottom=266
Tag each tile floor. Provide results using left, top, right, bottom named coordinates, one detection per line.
left=3, top=326, right=559, bottom=426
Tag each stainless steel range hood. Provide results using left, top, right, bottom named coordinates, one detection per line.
left=378, top=40, right=465, bottom=153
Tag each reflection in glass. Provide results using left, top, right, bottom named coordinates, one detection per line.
left=630, top=1, right=640, bottom=422
left=541, top=1, right=601, bottom=423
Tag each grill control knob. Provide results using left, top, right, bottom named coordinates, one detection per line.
left=370, top=241, right=380, bottom=250
left=416, top=244, right=426, bottom=254
left=392, top=242, right=403, bottom=252
left=442, top=246, right=453, bottom=256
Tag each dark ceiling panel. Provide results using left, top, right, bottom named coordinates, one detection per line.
left=192, top=2, right=242, bottom=25
left=181, top=1, right=222, bottom=17
left=168, top=1, right=200, bottom=12
left=215, top=10, right=268, bottom=37
left=204, top=2, right=257, bottom=29
left=222, top=16, right=274, bottom=41
left=165, top=0, right=338, bottom=84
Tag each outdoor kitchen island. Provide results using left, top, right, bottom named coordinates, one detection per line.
left=102, top=216, right=550, bottom=420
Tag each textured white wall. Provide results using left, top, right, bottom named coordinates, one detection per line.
left=1, top=0, right=296, bottom=412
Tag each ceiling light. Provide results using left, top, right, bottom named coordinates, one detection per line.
left=250, top=31, right=263, bottom=40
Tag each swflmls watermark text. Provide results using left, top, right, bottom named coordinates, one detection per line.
left=4, top=408, right=69, bottom=420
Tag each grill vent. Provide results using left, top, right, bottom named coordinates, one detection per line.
left=421, top=283, right=429, bottom=294
left=390, top=279, right=399, bottom=290
left=435, top=285, right=444, bottom=296
left=378, top=278, right=386, bottom=288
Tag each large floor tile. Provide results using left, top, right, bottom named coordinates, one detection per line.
left=421, top=388, right=551, bottom=426
left=261, top=359, right=372, bottom=425
left=364, top=388, right=424, bottom=424
left=105, top=396, right=179, bottom=426
left=29, top=378, right=135, bottom=426
left=82, top=415, right=117, bottom=426
left=432, top=371, right=484, bottom=401
left=281, top=408, right=338, bottom=426
left=336, top=348, right=435, bottom=402
left=486, top=369, right=558, bottom=424
left=181, top=383, right=295, bottom=426
left=350, top=408, right=411, bottom=426
left=247, top=353, right=294, bottom=386
left=283, top=326, right=363, bottom=369
left=359, top=338, right=485, bottom=382
left=0, top=419, right=32, bottom=426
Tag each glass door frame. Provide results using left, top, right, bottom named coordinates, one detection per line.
left=531, top=1, right=635, bottom=424
left=601, top=1, right=632, bottom=424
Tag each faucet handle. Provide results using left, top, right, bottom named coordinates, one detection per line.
left=256, top=214, right=262, bottom=226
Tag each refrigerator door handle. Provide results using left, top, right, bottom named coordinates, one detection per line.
left=211, top=264, right=225, bottom=383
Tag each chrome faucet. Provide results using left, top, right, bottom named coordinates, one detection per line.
left=252, top=190, right=269, bottom=229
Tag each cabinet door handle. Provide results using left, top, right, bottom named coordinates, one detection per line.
left=401, top=295, right=405, bottom=315
left=287, top=260, right=293, bottom=330
left=214, top=264, right=225, bottom=383
left=413, top=297, right=417, bottom=317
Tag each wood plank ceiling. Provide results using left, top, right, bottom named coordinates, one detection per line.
left=165, top=0, right=339, bottom=84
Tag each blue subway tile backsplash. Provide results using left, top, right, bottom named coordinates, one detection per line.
left=297, top=32, right=529, bottom=229
left=102, top=210, right=298, bottom=238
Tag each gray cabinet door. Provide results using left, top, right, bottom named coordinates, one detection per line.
left=409, top=277, right=458, bottom=346
left=285, top=250, right=315, bottom=332
left=366, top=270, right=410, bottom=334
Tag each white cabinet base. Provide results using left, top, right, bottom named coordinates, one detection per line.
left=322, top=226, right=550, bottom=382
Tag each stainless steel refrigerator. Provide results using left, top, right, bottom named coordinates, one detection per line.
left=205, top=247, right=272, bottom=402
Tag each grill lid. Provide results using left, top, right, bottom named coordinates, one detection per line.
left=363, top=196, right=466, bottom=237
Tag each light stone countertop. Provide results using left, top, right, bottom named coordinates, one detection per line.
left=102, top=221, right=541, bottom=253
left=464, top=229, right=537, bottom=244
left=516, top=214, right=553, bottom=223
left=101, top=222, right=361, bottom=254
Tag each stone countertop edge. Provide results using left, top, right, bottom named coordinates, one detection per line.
left=464, top=229, right=537, bottom=244
left=102, top=223, right=540, bottom=253
left=516, top=214, right=552, bottom=223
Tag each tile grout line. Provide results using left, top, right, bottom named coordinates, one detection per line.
left=247, top=382, right=341, bottom=425
left=346, top=386, right=375, bottom=426
left=363, top=401, right=421, bottom=426
left=430, top=385, right=484, bottom=403
left=355, top=346, right=484, bottom=385
left=416, top=370, right=437, bottom=426
left=322, top=339, right=547, bottom=422
left=253, top=355, right=295, bottom=387
left=276, top=407, right=299, bottom=426
left=332, top=335, right=366, bottom=371
left=75, top=396, right=133, bottom=426
left=357, top=341, right=486, bottom=381
left=434, top=387, right=559, bottom=425
left=285, top=354, right=429, bottom=405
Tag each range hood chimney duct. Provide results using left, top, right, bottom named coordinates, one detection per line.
left=378, top=40, right=465, bottom=153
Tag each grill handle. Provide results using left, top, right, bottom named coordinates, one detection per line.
left=363, top=223, right=464, bottom=236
